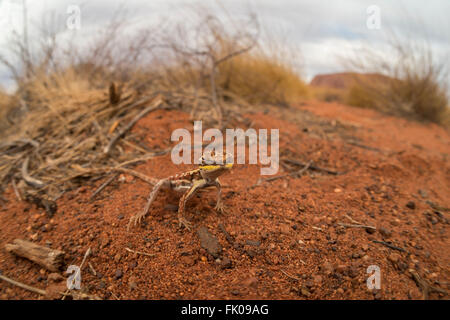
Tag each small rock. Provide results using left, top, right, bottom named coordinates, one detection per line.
left=337, top=288, right=344, bottom=294
left=219, top=257, right=232, bottom=269
left=181, top=256, right=196, bottom=267
left=406, top=201, right=416, bottom=210
left=300, top=286, right=311, bottom=297
left=114, top=253, right=121, bottom=263
left=379, top=227, right=392, bottom=238
left=388, top=253, right=400, bottom=265
left=241, top=277, right=258, bottom=288
left=313, top=275, right=323, bottom=284
left=114, top=269, right=123, bottom=280
left=374, top=290, right=382, bottom=300
left=48, top=273, right=63, bottom=282
left=418, top=190, right=428, bottom=198
left=245, top=240, right=261, bottom=247
left=117, top=214, right=124, bottom=220
left=348, top=266, right=359, bottom=278
left=334, top=188, right=342, bottom=193
left=231, top=290, right=240, bottom=296
left=336, top=264, right=348, bottom=274
left=30, top=233, right=40, bottom=241
left=245, top=249, right=257, bottom=258
left=128, top=276, right=138, bottom=290
left=196, top=227, right=222, bottom=259
left=279, top=224, right=291, bottom=235
left=351, top=252, right=361, bottom=259
left=101, top=237, right=110, bottom=248
left=99, top=281, right=106, bottom=289
left=45, top=283, right=67, bottom=299
left=322, top=262, right=334, bottom=274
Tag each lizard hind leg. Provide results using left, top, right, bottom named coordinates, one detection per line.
left=127, top=179, right=171, bottom=231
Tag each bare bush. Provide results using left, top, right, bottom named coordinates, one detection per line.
left=0, top=4, right=308, bottom=199
left=342, top=31, right=449, bottom=124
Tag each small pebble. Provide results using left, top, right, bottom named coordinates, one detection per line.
left=114, top=269, right=123, bottom=280
left=379, top=227, right=392, bottom=238
left=48, top=273, right=63, bottom=282
left=406, top=201, right=416, bottom=210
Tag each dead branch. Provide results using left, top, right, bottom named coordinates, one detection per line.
left=410, top=270, right=448, bottom=300
left=0, top=273, right=47, bottom=296
left=125, top=247, right=156, bottom=257
left=5, top=239, right=65, bottom=272
left=280, top=269, right=301, bottom=281
left=90, top=173, right=119, bottom=200
left=282, top=158, right=341, bottom=175
left=249, top=160, right=312, bottom=189
left=338, top=223, right=376, bottom=231
left=0, top=273, right=100, bottom=300
left=372, top=240, right=407, bottom=253
left=21, top=157, right=45, bottom=189
left=104, top=95, right=163, bottom=154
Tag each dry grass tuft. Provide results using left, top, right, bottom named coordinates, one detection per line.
left=341, top=33, right=449, bottom=124
left=217, top=51, right=308, bottom=105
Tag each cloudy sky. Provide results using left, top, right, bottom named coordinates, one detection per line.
left=0, top=0, right=449, bottom=91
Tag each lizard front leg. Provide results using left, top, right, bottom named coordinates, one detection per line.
left=213, top=178, right=225, bottom=214
left=178, top=178, right=207, bottom=230
left=127, top=178, right=171, bottom=231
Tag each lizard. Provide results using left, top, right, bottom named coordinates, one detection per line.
left=127, top=151, right=233, bottom=231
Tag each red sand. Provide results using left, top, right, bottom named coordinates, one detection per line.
left=0, top=101, right=448, bottom=300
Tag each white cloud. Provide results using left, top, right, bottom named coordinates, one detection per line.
left=0, top=0, right=449, bottom=88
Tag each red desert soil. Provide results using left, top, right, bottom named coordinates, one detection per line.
left=0, top=100, right=449, bottom=300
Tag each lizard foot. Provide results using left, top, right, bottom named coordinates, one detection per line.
left=215, top=202, right=226, bottom=214
left=127, top=213, right=145, bottom=231
left=178, top=217, right=193, bottom=231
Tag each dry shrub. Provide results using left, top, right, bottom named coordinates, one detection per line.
left=0, top=88, right=14, bottom=133
left=0, top=5, right=308, bottom=199
left=217, top=51, right=308, bottom=105
left=342, top=32, right=449, bottom=124
left=310, top=86, right=346, bottom=103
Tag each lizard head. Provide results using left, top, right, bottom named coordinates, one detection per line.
left=198, top=151, right=233, bottom=172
